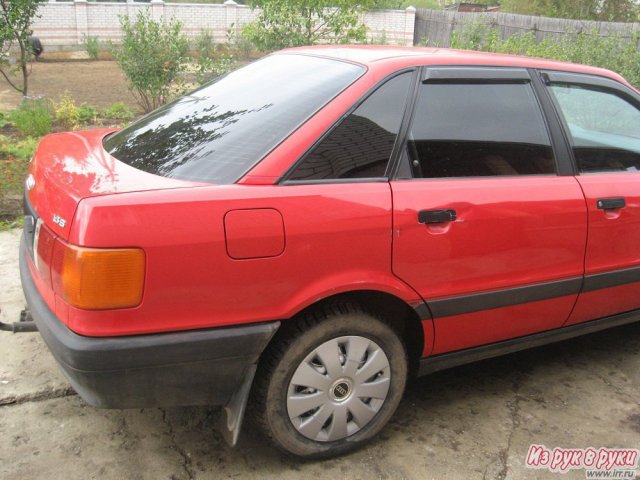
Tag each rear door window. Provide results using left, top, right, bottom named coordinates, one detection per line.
left=405, top=81, right=556, bottom=178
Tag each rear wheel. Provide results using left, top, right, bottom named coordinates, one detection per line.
left=252, top=303, right=408, bottom=458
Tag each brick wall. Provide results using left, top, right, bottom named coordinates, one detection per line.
left=32, top=1, right=416, bottom=48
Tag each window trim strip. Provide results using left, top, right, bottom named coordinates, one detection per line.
left=422, top=66, right=531, bottom=83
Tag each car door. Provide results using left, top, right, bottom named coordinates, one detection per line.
left=390, top=67, right=588, bottom=354
left=541, top=71, right=640, bottom=325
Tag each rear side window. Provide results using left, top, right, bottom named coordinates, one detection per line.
left=287, top=72, right=412, bottom=181
left=103, top=55, right=364, bottom=184
left=407, top=82, right=555, bottom=178
left=548, top=83, right=640, bottom=173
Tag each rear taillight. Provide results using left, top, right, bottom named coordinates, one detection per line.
left=32, top=223, right=145, bottom=310
left=51, top=242, right=145, bottom=310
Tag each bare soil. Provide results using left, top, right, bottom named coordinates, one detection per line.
left=0, top=60, right=137, bottom=111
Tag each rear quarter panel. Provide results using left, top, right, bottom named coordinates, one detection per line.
left=66, top=183, right=422, bottom=336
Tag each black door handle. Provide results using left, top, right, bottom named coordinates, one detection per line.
left=597, top=197, right=625, bottom=210
left=418, top=209, right=457, bottom=224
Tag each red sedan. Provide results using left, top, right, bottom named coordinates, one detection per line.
left=15, top=46, right=640, bottom=458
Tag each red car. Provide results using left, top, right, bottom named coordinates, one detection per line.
left=15, top=46, right=640, bottom=458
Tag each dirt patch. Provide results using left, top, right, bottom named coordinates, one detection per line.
left=0, top=60, right=137, bottom=111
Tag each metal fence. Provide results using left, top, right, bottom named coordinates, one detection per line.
left=414, top=9, right=640, bottom=47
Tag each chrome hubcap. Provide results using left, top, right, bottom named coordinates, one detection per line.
left=286, top=336, right=391, bottom=442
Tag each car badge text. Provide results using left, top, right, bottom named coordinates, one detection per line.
left=53, top=214, right=66, bottom=228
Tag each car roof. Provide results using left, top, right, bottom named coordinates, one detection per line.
left=281, top=45, right=628, bottom=85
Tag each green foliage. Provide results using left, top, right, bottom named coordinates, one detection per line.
left=198, top=52, right=237, bottom=84
left=0, top=135, right=37, bottom=198
left=193, top=30, right=237, bottom=84
left=195, top=29, right=216, bottom=61
left=0, top=0, right=46, bottom=96
left=451, top=21, right=640, bottom=88
left=227, top=24, right=255, bottom=58
left=82, top=34, right=100, bottom=60
left=77, top=104, right=99, bottom=124
left=500, top=0, right=639, bottom=22
left=11, top=99, right=52, bottom=137
left=242, top=0, right=374, bottom=51
left=110, top=11, right=189, bottom=113
left=102, top=102, right=135, bottom=121
left=0, top=134, right=37, bottom=161
left=0, top=111, right=11, bottom=129
left=54, top=92, right=80, bottom=130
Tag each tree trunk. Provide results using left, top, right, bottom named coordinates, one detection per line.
left=21, top=60, right=28, bottom=97
left=19, top=39, right=28, bottom=97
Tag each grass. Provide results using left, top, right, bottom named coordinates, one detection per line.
left=11, top=99, right=52, bottom=137
left=0, top=216, right=24, bottom=232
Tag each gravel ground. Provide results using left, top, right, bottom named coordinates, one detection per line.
left=1, top=228, right=639, bottom=480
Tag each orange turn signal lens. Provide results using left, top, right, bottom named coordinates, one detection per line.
left=51, top=242, right=145, bottom=310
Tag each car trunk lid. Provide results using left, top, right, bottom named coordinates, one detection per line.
left=26, top=128, right=204, bottom=241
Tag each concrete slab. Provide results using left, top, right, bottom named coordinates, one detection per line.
left=0, top=229, right=70, bottom=406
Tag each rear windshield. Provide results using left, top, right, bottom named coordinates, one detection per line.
left=103, top=54, right=365, bottom=184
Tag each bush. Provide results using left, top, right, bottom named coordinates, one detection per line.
left=451, top=22, right=640, bottom=88
left=192, top=30, right=238, bottom=85
left=54, top=92, right=80, bottom=130
left=242, top=0, right=372, bottom=51
left=82, top=34, right=100, bottom=60
left=102, top=102, right=135, bottom=121
left=0, top=134, right=38, bottom=197
left=11, top=99, right=52, bottom=137
left=195, top=29, right=216, bottom=62
left=230, top=28, right=255, bottom=58
left=0, top=111, right=11, bottom=129
left=77, top=104, right=99, bottom=124
left=111, top=11, right=189, bottom=113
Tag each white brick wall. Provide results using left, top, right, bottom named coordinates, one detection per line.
left=32, top=1, right=416, bottom=47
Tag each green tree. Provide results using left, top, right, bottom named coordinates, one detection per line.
left=500, top=0, right=639, bottom=22
left=0, top=0, right=45, bottom=97
left=111, top=10, right=189, bottom=113
left=243, top=0, right=379, bottom=51
left=597, top=0, right=640, bottom=21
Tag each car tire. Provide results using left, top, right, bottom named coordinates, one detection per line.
left=252, top=302, right=408, bottom=459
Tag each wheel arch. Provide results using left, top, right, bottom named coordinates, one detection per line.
left=273, top=289, right=429, bottom=376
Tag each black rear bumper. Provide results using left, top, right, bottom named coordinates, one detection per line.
left=19, top=233, right=279, bottom=409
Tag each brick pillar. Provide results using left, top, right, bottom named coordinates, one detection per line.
left=405, top=6, right=416, bottom=46
left=74, top=0, right=88, bottom=44
left=224, top=0, right=238, bottom=39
